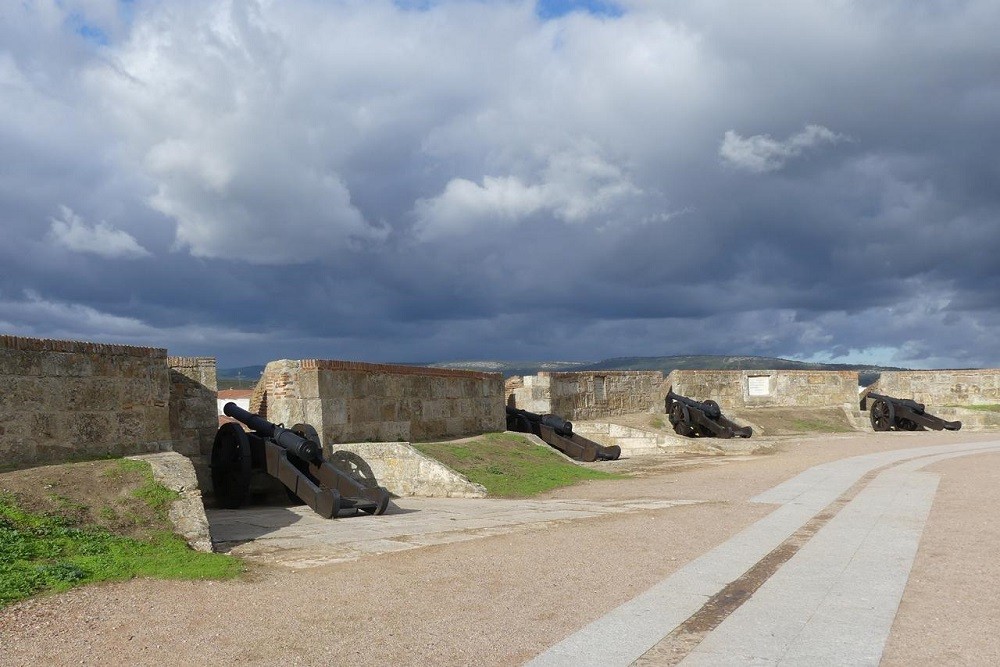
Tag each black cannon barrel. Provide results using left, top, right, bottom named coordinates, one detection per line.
left=540, top=414, right=573, bottom=437
left=506, top=406, right=574, bottom=437
left=223, top=402, right=322, bottom=463
left=667, top=390, right=721, bottom=420
left=868, top=392, right=925, bottom=414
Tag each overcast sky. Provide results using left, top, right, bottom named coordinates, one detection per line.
left=2, top=0, right=999, bottom=369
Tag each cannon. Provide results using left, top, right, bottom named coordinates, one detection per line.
left=867, top=393, right=962, bottom=432
left=505, top=406, right=621, bottom=462
left=666, top=391, right=752, bottom=439
left=212, top=402, right=390, bottom=518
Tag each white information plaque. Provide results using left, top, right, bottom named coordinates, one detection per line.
left=748, top=375, right=771, bottom=396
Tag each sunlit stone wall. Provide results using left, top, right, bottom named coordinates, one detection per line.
left=251, top=359, right=504, bottom=444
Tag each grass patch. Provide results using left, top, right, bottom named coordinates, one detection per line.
left=413, top=433, right=623, bottom=497
left=788, top=419, right=854, bottom=433
left=0, top=460, right=241, bottom=609
left=951, top=404, right=1000, bottom=412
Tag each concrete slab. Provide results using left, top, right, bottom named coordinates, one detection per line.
left=206, top=496, right=705, bottom=568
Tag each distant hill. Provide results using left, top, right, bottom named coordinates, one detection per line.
left=429, top=355, right=907, bottom=386
left=220, top=356, right=906, bottom=388
left=216, top=365, right=266, bottom=389
left=427, top=360, right=589, bottom=377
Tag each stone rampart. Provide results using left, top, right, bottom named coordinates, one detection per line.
left=511, top=371, right=663, bottom=420
left=168, top=357, right=218, bottom=458
left=0, top=335, right=172, bottom=467
left=251, top=359, right=505, bottom=444
left=867, top=370, right=1000, bottom=407
left=665, top=369, right=859, bottom=410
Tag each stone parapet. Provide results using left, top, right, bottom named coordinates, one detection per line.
left=0, top=335, right=172, bottom=467
left=254, top=359, right=504, bottom=444
left=868, top=370, right=1000, bottom=407
left=168, top=357, right=218, bottom=458
left=511, top=371, right=663, bottom=420
left=665, top=369, right=859, bottom=410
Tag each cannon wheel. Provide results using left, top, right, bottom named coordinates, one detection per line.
left=329, top=450, right=381, bottom=490
left=328, top=450, right=388, bottom=515
left=669, top=402, right=696, bottom=437
left=870, top=398, right=895, bottom=432
left=211, top=423, right=253, bottom=509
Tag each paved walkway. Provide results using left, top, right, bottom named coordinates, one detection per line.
left=208, top=497, right=705, bottom=569
left=528, top=439, right=1000, bottom=666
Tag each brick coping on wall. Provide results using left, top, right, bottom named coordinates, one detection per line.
left=538, top=370, right=663, bottom=377
left=300, top=359, right=500, bottom=380
left=167, top=356, right=215, bottom=367
left=879, top=369, right=1000, bottom=375
left=672, top=369, right=857, bottom=376
left=0, top=334, right=165, bottom=358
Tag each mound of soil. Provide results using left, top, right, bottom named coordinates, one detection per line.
left=0, top=460, right=171, bottom=540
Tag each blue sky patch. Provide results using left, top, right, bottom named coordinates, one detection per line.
left=536, top=0, right=623, bottom=20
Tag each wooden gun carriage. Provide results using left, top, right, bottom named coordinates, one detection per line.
left=505, top=406, right=621, bottom=462
left=867, top=393, right=962, bottom=432
left=212, top=402, right=390, bottom=518
left=666, top=391, right=753, bottom=439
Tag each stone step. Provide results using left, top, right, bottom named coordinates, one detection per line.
left=574, top=421, right=692, bottom=457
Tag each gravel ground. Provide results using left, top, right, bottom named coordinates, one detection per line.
left=2, top=430, right=997, bottom=666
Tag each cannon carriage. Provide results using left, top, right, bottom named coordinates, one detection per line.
left=666, top=390, right=753, bottom=439
left=866, top=393, right=962, bottom=432
left=505, top=406, right=621, bottom=462
left=212, top=402, right=390, bottom=518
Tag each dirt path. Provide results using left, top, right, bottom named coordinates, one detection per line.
left=2, top=431, right=998, bottom=666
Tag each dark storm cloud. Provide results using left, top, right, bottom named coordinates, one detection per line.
left=1, top=0, right=999, bottom=368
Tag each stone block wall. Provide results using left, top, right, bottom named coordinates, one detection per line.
left=665, top=369, right=859, bottom=410
left=0, top=335, right=172, bottom=467
left=168, top=357, right=218, bottom=457
left=511, top=371, right=664, bottom=420
left=250, top=359, right=505, bottom=444
left=332, top=442, right=487, bottom=498
left=867, top=370, right=1000, bottom=407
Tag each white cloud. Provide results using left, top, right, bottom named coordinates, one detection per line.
left=413, top=144, right=640, bottom=239
left=720, top=124, right=846, bottom=173
left=47, top=206, right=150, bottom=259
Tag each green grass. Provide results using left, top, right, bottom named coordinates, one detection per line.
left=788, top=419, right=854, bottom=433
left=0, top=480, right=241, bottom=609
left=952, top=404, right=1000, bottom=412
left=102, top=458, right=180, bottom=519
left=413, top=433, right=623, bottom=497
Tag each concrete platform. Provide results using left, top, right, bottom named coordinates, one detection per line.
left=207, top=496, right=705, bottom=569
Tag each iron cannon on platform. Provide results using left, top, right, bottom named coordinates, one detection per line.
left=666, top=391, right=753, bottom=439
left=866, top=393, right=962, bottom=432
left=212, top=402, right=390, bottom=518
left=505, top=406, right=621, bottom=462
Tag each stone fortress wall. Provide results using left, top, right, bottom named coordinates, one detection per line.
left=509, top=371, right=664, bottom=420
left=167, top=356, right=218, bottom=457
left=0, top=335, right=217, bottom=468
left=663, top=369, right=861, bottom=411
left=249, top=359, right=505, bottom=446
left=5, top=331, right=998, bottom=475
left=866, top=370, right=1000, bottom=407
